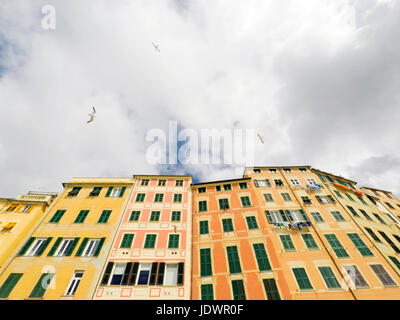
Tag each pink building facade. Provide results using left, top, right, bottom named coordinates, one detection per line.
left=94, top=175, right=192, bottom=300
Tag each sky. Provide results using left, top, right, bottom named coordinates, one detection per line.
left=0, top=0, right=399, bottom=198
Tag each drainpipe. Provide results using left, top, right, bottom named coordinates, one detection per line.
left=279, top=169, right=357, bottom=300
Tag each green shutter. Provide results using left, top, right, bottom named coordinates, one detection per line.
left=279, top=210, right=288, bottom=222
left=301, top=234, right=319, bottom=250
left=105, top=187, right=113, bottom=197
left=293, top=268, right=313, bottom=290
left=36, top=237, right=53, bottom=256
left=168, top=234, right=179, bottom=249
left=265, top=210, right=273, bottom=223
left=75, top=238, right=89, bottom=256
left=246, top=216, right=258, bottom=229
left=119, top=186, right=126, bottom=197
left=222, top=219, right=234, bottom=232
left=94, top=238, right=105, bottom=257
left=226, top=246, right=242, bottom=274
left=29, top=273, right=54, bottom=298
left=199, top=221, right=209, bottom=235
left=325, top=234, right=349, bottom=258
left=65, top=238, right=80, bottom=256
left=200, top=248, right=212, bottom=276
left=347, top=234, right=374, bottom=257
left=232, top=280, right=246, bottom=300
left=299, top=209, right=309, bottom=221
left=253, top=243, right=271, bottom=271
left=285, top=210, right=294, bottom=222
left=201, top=284, right=214, bottom=300
left=50, top=210, right=65, bottom=223
left=144, top=234, right=156, bottom=248
left=0, top=273, right=23, bottom=298
left=280, top=235, right=295, bottom=251
left=121, top=234, right=134, bottom=248
left=318, top=266, right=341, bottom=289
left=18, top=237, right=36, bottom=256
left=177, top=262, right=184, bottom=285
left=47, top=237, right=63, bottom=256
left=263, top=278, right=281, bottom=300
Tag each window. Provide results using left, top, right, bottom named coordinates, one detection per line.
left=223, top=184, right=232, bottom=191
left=359, top=197, right=368, bottom=206
left=68, top=187, right=81, bottom=197
left=129, top=211, right=141, bottom=221
left=6, top=205, right=17, bottom=212
left=253, top=243, right=271, bottom=271
left=110, top=263, right=127, bottom=285
left=316, top=195, right=336, bottom=204
left=98, top=210, right=112, bottom=223
left=281, top=193, right=292, bottom=202
left=65, top=272, right=84, bottom=296
left=334, top=190, right=343, bottom=198
left=135, top=193, right=146, bottom=202
left=199, top=221, right=209, bottom=235
left=389, top=256, right=400, bottom=272
left=106, top=187, right=126, bottom=198
left=144, top=234, right=157, bottom=248
left=386, top=202, right=395, bottom=209
left=218, top=198, right=230, bottom=210
left=226, top=246, right=242, bottom=274
left=173, top=194, right=182, bottom=203
left=347, top=206, right=359, bottom=217
left=175, top=180, right=183, bottom=187
left=198, top=201, right=208, bottom=212
left=283, top=168, right=291, bottom=173
left=120, top=234, right=134, bottom=248
left=171, top=211, right=181, bottom=222
left=370, top=264, right=396, bottom=287
left=0, top=273, right=23, bottom=298
left=240, top=196, right=251, bottom=207
left=330, top=211, right=346, bottom=222
left=154, top=193, right=164, bottom=203
left=280, top=235, right=295, bottom=251
left=89, top=187, right=102, bottom=197
left=255, top=179, right=271, bottom=187
left=201, top=284, right=214, bottom=300
left=301, top=196, right=312, bottom=205
left=198, top=187, right=206, bottom=194
left=378, top=231, right=400, bottom=253
left=74, top=210, right=89, bottom=223
left=324, top=234, right=349, bottom=258
left=164, top=264, right=179, bottom=286
left=311, top=212, right=325, bottom=223
left=239, top=182, right=248, bottom=189
left=222, top=219, right=234, bottom=232
left=49, top=210, right=66, bottom=223
left=168, top=234, right=180, bottom=249
left=158, top=180, right=166, bottom=186
left=373, top=213, right=386, bottom=225
left=137, top=263, right=152, bottom=285
left=263, top=193, right=274, bottom=202
left=25, top=238, right=51, bottom=257
left=263, top=279, right=281, bottom=300
left=318, top=267, right=341, bottom=289
left=302, top=234, right=319, bottom=250
left=56, top=238, right=79, bottom=256
left=265, top=210, right=288, bottom=224
left=231, top=280, right=246, bottom=300
left=215, top=185, right=221, bottom=192
left=343, top=265, right=369, bottom=288
left=292, top=268, right=313, bottom=290
left=29, top=273, right=54, bottom=298
left=274, top=179, right=284, bottom=187
left=299, top=168, right=307, bottom=172
left=393, top=235, right=400, bottom=246
left=346, top=194, right=355, bottom=202
left=347, top=234, right=374, bottom=257
left=149, top=211, right=161, bottom=222
left=307, top=179, right=317, bottom=186
left=200, top=248, right=212, bottom=276
left=269, top=169, right=277, bottom=173
left=81, top=239, right=102, bottom=257
left=21, top=205, right=32, bottom=213
left=365, top=228, right=381, bottom=242
left=253, top=169, right=261, bottom=173
left=141, top=179, right=149, bottom=186
left=290, top=179, right=300, bottom=186
left=246, top=216, right=258, bottom=230
left=359, top=209, right=372, bottom=221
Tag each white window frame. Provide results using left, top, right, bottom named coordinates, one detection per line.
left=164, top=263, right=179, bottom=286
left=136, top=263, right=152, bottom=285
left=65, top=271, right=84, bottom=296
left=26, top=238, right=47, bottom=256
left=56, top=238, right=75, bottom=256
left=83, top=239, right=101, bottom=257
left=110, top=188, right=122, bottom=198
left=21, top=205, right=32, bottom=213
left=110, top=263, right=127, bottom=286
left=290, top=179, right=300, bottom=186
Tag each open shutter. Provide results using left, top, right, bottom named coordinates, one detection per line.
left=75, top=238, right=89, bottom=256
left=265, top=210, right=273, bottom=223
left=285, top=210, right=294, bottom=222
left=65, top=238, right=80, bottom=256
left=105, top=187, right=113, bottom=197
left=128, top=263, right=139, bottom=286
left=149, top=262, right=158, bottom=285
left=94, top=237, right=106, bottom=257
left=47, top=237, right=63, bottom=256
left=101, top=262, right=114, bottom=285
left=121, top=262, right=133, bottom=286
left=156, top=263, right=166, bottom=285
left=36, top=237, right=53, bottom=256
left=119, top=186, right=126, bottom=198
left=279, top=210, right=288, bottom=222
left=177, top=262, right=184, bottom=285
left=18, top=237, right=36, bottom=256
left=315, top=195, right=322, bottom=203
left=299, top=209, right=309, bottom=221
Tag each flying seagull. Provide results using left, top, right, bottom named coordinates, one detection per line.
left=87, top=106, right=96, bottom=123
left=257, top=133, right=265, bottom=144
left=152, top=42, right=160, bottom=52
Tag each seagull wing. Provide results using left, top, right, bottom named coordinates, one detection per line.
left=93, top=106, right=96, bottom=114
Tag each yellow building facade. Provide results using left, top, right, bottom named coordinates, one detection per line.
left=0, top=192, right=57, bottom=276
left=0, top=178, right=134, bottom=300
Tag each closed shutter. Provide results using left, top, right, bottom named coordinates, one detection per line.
left=47, top=237, right=63, bottom=256
left=0, top=273, right=23, bottom=299
left=105, top=187, right=113, bottom=197
left=18, top=237, right=36, bottom=256
left=119, top=186, right=126, bottom=197
left=177, top=262, right=184, bottom=285
left=36, top=238, right=53, bottom=256
left=75, top=238, right=89, bottom=256
left=65, top=238, right=80, bottom=256
left=101, top=262, right=114, bottom=285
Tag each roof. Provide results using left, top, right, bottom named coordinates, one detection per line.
left=312, top=168, right=357, bottom=184
left=192, top=177, right=251, bottom=187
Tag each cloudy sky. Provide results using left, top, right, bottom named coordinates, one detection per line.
left=0, top=0, right=399, bottom=198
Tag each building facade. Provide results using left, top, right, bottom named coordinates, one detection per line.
left=0, top=178, right=133, bottom=300
left=94, top=175, right=192, bottom=300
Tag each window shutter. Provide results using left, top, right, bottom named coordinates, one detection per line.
left=105, top=187, right=113, bottom=197
left=121, top=262, right=133, bottom=286
left=29, top=273, right=54, bottom=298
left=149, top=262, right=159, bottom=285
left=299, top=209, right=309, bottom=221
left=47, top=237, right=63, bottom=256
left=36, top=237, right=53, bottom=256
left=315, top=195, right=322, bottom=203
left=65, top=238, right=80, bottom=256
left=177, top=262, right=184, bottom=285
left=156, top=263, right=166, bottom=285
left=18, top=237, right=36, bottom=256
left=285, top=210, right=294, bottom=222
left=75, top=238, right=89, bottom=256
left=119, top=186, right=126, bottom=198
left=101, top=262, right=114, bottom=285
left=279, top=210, right=288, bottom=222
left=0, top=273, right=23, bottom=299
left=94, top=237, right=105, bottom=256
left=265, top=210, right=273, bottom=223
left=128, top=263, right=139, bottom=286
